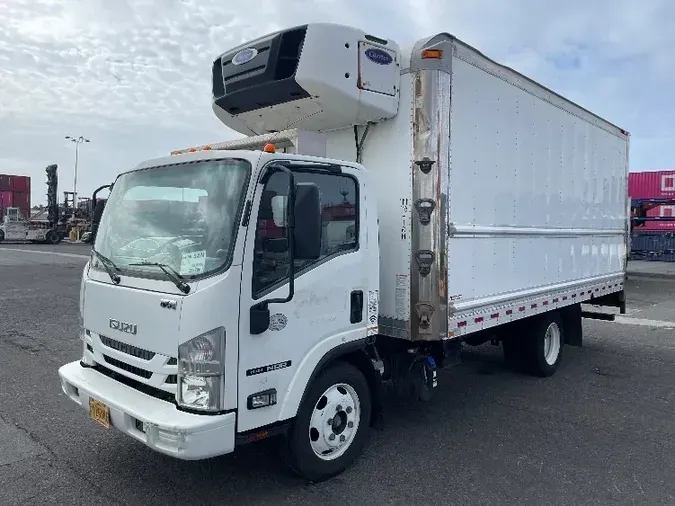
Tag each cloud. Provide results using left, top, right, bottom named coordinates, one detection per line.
left=0, top=0, right=673, bottom=205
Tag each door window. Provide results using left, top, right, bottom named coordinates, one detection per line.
left=252, top=170, right=358, bottom=297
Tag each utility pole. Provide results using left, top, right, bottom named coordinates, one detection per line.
left=65, top=135, right=90, bottom=219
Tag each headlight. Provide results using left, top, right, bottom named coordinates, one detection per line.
left=177, top=327, right=225, bottom=412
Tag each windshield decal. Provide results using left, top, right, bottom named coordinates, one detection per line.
left=180, top=250, right=206, bottom=275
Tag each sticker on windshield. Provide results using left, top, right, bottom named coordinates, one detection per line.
left=180, top=250, right=206, bottom=275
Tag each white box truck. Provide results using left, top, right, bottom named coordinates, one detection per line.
left=58, top=22, right=629, bottom=481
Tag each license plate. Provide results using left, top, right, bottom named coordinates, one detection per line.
left=88, top=398, right=110, bottom=429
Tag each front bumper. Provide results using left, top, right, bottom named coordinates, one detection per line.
left=58, top=360, right=236, bottom=460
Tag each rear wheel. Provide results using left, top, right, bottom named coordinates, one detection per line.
left=284, top=361, right=372, bottom=482
left=503, top=312, right=564, bottom=377
left=0, top=229, right=4, bottom=243
left=522, top=313, right=564, bottom=377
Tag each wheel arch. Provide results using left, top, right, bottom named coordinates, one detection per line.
left=289, top=338, right=383, bottom=427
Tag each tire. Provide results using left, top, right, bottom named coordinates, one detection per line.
left=521, top=312, right=564, bottom=377
left=284, top=361, right=372, bottom=482
left=46, top=230, right=60, bottom=245
left=0, top=230, right=4, bottom=243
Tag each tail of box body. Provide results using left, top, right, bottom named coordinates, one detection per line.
left=315, top=34, right=629, bottom=342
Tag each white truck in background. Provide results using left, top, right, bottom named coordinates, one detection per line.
left=58, top=23, right=629, bottom=481
left=0, top=207, right=63, bottom=244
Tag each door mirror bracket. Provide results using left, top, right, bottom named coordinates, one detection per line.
left=248, top=165, right=323, bottom=335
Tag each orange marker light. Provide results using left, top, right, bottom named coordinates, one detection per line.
left=188, top=148, right=196, bottom=152
left=202, top=145, right=212, bottom=150
left=422, top=48, right=443, bottom=59
left=263, top=143, right=276, bottom=153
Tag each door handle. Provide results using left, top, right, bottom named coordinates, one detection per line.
left=350, top=290, right=363, bottom=324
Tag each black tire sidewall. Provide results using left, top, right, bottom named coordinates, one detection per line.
left=47, top=230, right=60, bottom=244
left=285, top=361, right=372, bottom=482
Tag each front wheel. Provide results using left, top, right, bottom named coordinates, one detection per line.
left=284, top=361, right=372, bottom=482
left=46, top=230, right=61, bottom=244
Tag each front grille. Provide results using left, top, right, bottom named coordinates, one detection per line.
left=103, top=354, right=152, bottom=379
left=99, top=335, right=155, bottom=361
left=93, top=363, right=175, bottom=403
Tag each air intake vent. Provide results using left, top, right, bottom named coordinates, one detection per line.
left=99, top=335, right=155, bottom=361
left=274, top=29, right=305, bottom=80
left=212, top=57, right=224, bottom=97
left=103, top=355, right=152, bottom=379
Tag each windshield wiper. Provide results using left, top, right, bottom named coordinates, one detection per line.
left=128, top=262, right=191, bottom=294
left=91, top=248, right=121, bottom=284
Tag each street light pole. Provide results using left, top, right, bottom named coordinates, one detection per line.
left=65, top=135, right=90, bottom=218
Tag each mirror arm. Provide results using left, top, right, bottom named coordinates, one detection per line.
left=92, top=184, right=112, bottom=212
left=260, top=165, right=296, bottom=307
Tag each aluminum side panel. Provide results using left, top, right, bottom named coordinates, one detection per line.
left=446, top=54, right=629, bottom=318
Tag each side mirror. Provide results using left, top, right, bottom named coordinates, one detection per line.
left=294, top=182, right=322, bottom=260
left=249, top=171, right=322, bottom=335
left=92, top=200, right=106, bottom=226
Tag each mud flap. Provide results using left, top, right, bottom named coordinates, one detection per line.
left=560, top=303, right=583, bottom=347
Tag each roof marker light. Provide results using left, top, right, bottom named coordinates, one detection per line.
left=422, top=49, right=443, bottom=59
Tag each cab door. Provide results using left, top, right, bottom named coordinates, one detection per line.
left=237, top=163, right=369, bottom=433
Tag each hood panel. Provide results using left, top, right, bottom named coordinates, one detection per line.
left=83, top=279, right=182, bottom=358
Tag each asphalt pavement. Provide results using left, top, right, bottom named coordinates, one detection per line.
left=1, top=245, right=675, bottom=505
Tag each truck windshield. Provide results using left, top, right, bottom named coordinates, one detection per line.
left=92, top=158, right=250, bottom=280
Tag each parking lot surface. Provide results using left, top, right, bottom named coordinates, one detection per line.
left=1, top=245, right=675, bottom=505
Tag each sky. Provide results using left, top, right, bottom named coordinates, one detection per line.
left=0, top=0, right=673, bottom=206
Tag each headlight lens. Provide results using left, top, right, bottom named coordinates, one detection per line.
left=177, top=328, right=225, bottom=412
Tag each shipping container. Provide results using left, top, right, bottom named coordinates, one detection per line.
left=0, top=189, right=31, bottom=219
left=0, top=175, right=32, bottom=213
left=11, top=175, right=30, bottom=192
left=629, top=171, right=675, bottom=231
left=12, top=191, right=29, bottom=209
left=632, top=207, right=675, bottom=231
left=0, top=174, right=29, bottom=192
left=0, top=190, right=13, bottom=208
left=630, top=231, right=675, bottom=262
left=629, top=170, right=675, bottom=198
